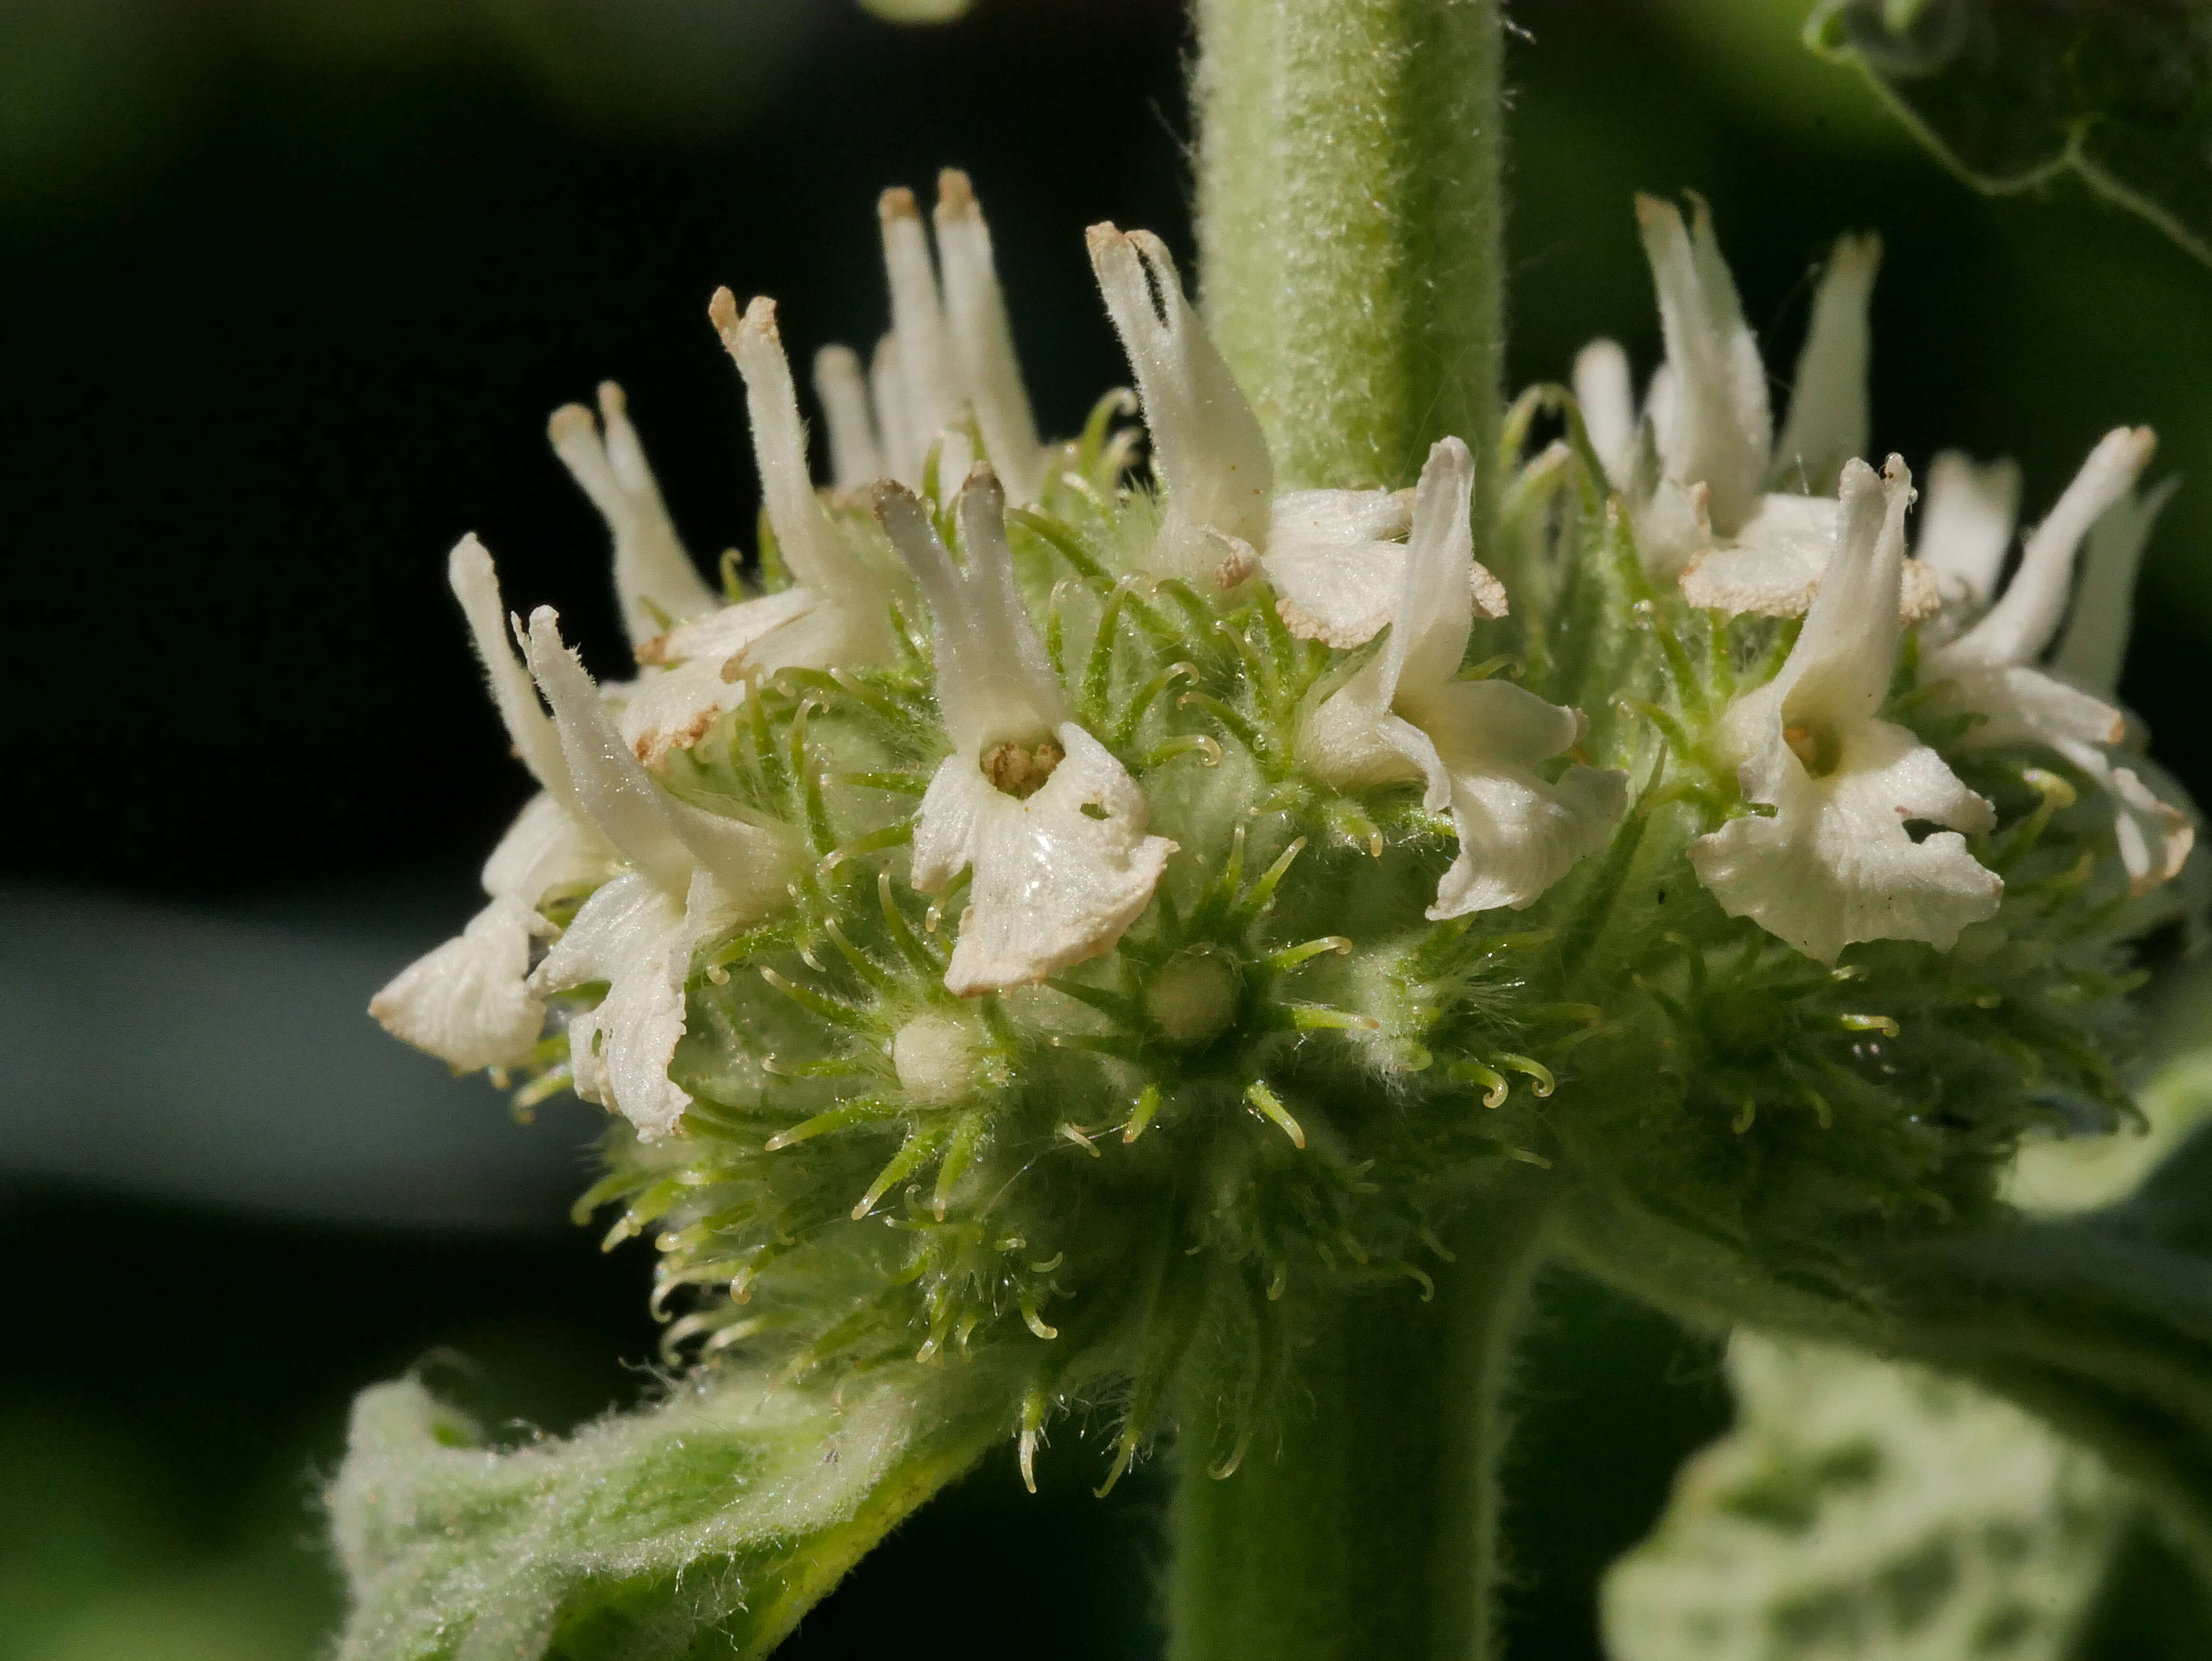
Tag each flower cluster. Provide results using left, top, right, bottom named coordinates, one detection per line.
left=373, top=176, right=2196, bottom=1471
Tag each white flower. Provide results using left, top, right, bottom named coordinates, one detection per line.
left=370, top=538, right=618, bottom=1074
left=1920, top=426, right=2193, bottom=896
left=547, top=382, right=722, bottom=650
left=1298, top=437, right=1628, bottom=918
left=1689, top=457, right=2001, bottom=963
left=876, top=467, right=1177, bottom=996
left=571, top=294, right=898, bottom=770
left=1577, top=195, right=1936, bottom=620
left=521, top=608, right=795, bottom=1139
left=810, top=171, right=1049, bottom=504
left=1087, top=223, right=1438, bottom=646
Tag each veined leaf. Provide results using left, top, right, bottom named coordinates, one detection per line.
left=1604, top=1333, right=2123, bottom=1661
left=1600, top=1023, right=2212, bottom=1656
left=329, top=1360, right=1016, bottom=1661
left=1807, top=0, right=2212, bottom=266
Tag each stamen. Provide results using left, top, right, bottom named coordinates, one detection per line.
left=983, top=736, right=1066, bottom=799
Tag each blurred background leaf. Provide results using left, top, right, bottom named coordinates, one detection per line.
left=1810, top=0, right=2212, bottom=265
left=1603, top=968, right=2212, bottom=1661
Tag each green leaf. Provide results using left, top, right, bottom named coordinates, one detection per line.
left=329, top=1361, right=1016, bottom=1661
left=1604, top=1333, right=2125, bottom=1661
left=1872, top=1121, right=2212, bottom=1578
left=1807, top=0, right=2212, bottom=265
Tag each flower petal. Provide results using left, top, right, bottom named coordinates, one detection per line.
left=370, top=896, right=547, bottom=1073
left=1939, top=664, right=2124, bottom=751
left=1691, top=721, right=2002, bottom=963
left=873, top=186, right=966, bottom=478
left=1932, top=427, right=2155, bottom=673
left=1382, top=437, right=1500, bottom=697
left=1412, top=679, right=1629, bottom=918
left=1261, top=487, right=1416, bottom=647
left=482, top=791, right=616, bottom=908
left=525, top=608, right=793, bottom=915
left=917, top=723, right=1177, bottom=997
left=1678, top=493, right=1941, bottom=621
left=448, top=536, right=579, bottom=808
left=530, top=870, right=695, bottom=1139
left=711, top=290, right=893, bottom=633
left=1769, top=232, right=1879, bottom=497
left=2051, top=475, right=2180, bottom=697
left=876, top=469, right=1064, bottom=749
left=812, top=343, right=884, bottom=491
left=548, top=384, right=717, bottom=651
left=1088, top=223, right=1273, bottom=580
left=1757, top=457, right=1913, bottom=737
left=621, top=588, right=822, bottom=769
left=1635, top=194, right=1771, bottom=537
left=1915, top=451, right=2021, bottom=621
left=1572, top=338, right=1637, bottom=489
left=934, top=170, right=1046, bottom=504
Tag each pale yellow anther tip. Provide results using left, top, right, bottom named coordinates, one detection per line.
left=595, top=380, right=627, bottom=418
left=879, top=185, right=920, bottom=223
left=707, top=284, right=740, bottom=337
left=546, top=402, right=595, bottom=445
left=935, top=167, right=975, bottom=216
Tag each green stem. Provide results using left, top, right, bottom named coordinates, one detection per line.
left=1193, top=0, right=1505, bottom=501
left=1167, top=1179, right=1554, bottom=1661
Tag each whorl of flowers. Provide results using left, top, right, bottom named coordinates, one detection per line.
left=372, top=175, right=2197, bottom=1474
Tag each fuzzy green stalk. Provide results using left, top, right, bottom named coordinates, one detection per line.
left=1193, top=0, right=1505, bottom=503
left=1185, top=3, right=1518, bottom=1656
left=1169, top=1176, right=1553, bottom=1661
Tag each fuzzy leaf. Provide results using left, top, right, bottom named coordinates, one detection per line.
left=329, top=1362, right=1014, bottom=1661
left=1871, top=1121, right=2212, bottom=1577
left=1807, top=0, right=2212, bottom=266
left=1604, top=1333, right=2125, bottom=1661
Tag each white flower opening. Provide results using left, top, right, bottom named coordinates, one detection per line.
left=369, top=538, right=617, bottom=1074
left=1689, top=456, right=2002, bottom=963
left=877, top=467, right=1177, bottom=996
left=1920, top=426, right=2192, bottom=896
left=1298, top=437, right=1628, bottom=918
left=521, top=608, right=795, bottom=1140
left=812, top=172, right=1049, bottom=505
left=1086, top=222, right=1457, bottom=648
left=1579, top=196, right=1936, bottom=622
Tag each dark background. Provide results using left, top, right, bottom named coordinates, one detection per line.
left=6, top=1, right=2210, bottom=1656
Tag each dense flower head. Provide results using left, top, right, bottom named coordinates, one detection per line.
left=374, top=178, right=2198, bottom=1471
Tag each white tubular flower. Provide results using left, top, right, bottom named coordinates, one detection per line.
left=1086, top=222, right=1425, bottom=644
left=1922, top=426, right=2191, bottom=896
left=878, top=467, right=1177, bottom=997
left=1298, top=438, right=1628, bottom=918
left=548, top=383, right=719, bottom=650
left=1689, top=457, right=2001, bottom=963
left=522, top=608, right=795, bottom=1140
left=807, top=173, right=1048, bottom=504
left=370, top=538, right=618, bottom=1073
left=1580, top=197, right=1936, bottom=620
left=1910, top=451, right=2022, bottom=634
left=612, top=293, right=899, bottom=770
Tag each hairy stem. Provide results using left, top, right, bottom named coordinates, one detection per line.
left=1192, top=0, right=1506, bottom=501
left=1167, top=1179, right=1554, bottom=1661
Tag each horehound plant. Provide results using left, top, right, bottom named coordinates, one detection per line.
left=343, top=3, right=2209, bottom=1659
